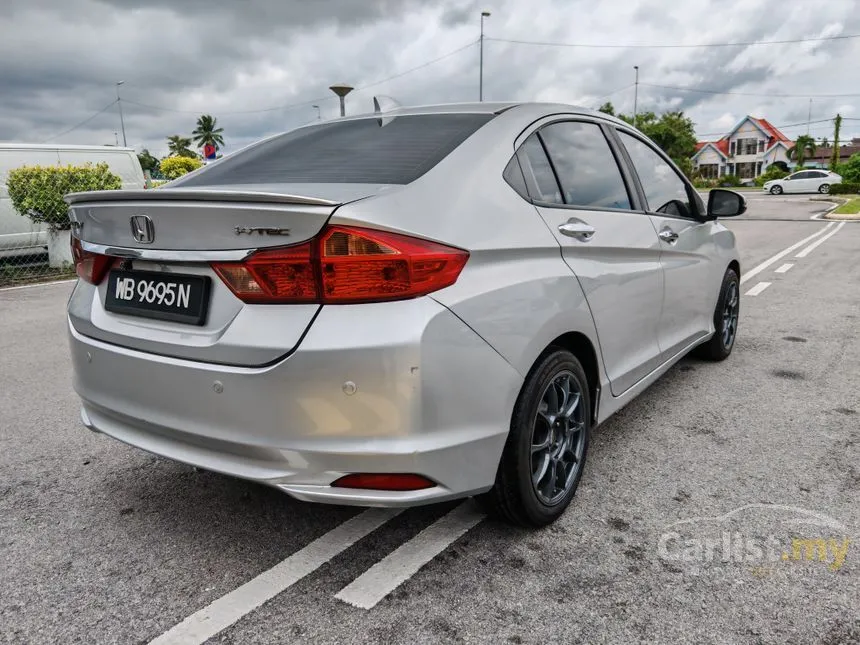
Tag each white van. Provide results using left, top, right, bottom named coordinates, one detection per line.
left=0, top=144, right=145, bottom=259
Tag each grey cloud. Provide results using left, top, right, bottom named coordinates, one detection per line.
left=1, top=0, right=858, bottom=153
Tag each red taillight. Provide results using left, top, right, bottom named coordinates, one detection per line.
left=71, top=236, right=113, bottom=285
left=331, top=473, right=436, bottom=491
left=212, top=226, right=468, bottom=304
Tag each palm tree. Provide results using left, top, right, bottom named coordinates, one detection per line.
left=788, top=135, right=817, bottom=168
left=192, top=114, right=225, bottom=152
left=830, top=114, right=842, bottom=170
left=166, top=135, right=195, bottom=158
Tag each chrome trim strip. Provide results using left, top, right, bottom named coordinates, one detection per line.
left=79, top=240, right=254, bottom=262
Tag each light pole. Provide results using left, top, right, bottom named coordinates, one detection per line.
left=633, top=66, right=639, bottom=128
left=312, top=104, right=321, bottom=120
left=329, top=84, right=354, bottom=117
left=115, top=81, right=127, bottom=147
left=479, top=11, right=491, bottom=102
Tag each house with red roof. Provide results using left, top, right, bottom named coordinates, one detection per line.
left=692, top=116, right=793, bottom=181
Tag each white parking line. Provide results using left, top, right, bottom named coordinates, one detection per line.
left=148, top=508, right=400, bottom=645
left=335, top=501, right=485, bottom=610
left=795, top=222, right=846, bottom=258
left=739, top=222, right=835, bottom=284
left=745, top=282, right=772, bottom=296
left=774, top=263, right=794, bottom=274
left=0, top=278, right=76, bottom=293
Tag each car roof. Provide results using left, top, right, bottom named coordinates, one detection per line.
left=333, top=101, right=631, bottom=128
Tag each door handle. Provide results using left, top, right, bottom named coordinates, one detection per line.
left=558, top=222, right=596, bottom=241
left=658, top=228, right=679, bottom=244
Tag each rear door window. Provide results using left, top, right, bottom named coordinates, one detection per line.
left=618, top=131, right=697, bottom=218
left=177, top=113, right=495, bottom=186
left=538, top=121, right=632, bottom=210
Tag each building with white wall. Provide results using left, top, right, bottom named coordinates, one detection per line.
left=692, top=116, right=793, bottom=180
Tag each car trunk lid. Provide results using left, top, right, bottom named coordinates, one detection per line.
left=65, top=186, right=384, bottom=366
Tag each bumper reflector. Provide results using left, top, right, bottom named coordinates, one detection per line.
left=331, top=473, right=436, bottom=491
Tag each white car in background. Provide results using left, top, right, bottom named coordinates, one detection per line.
left=763, top=169, right=842, bottom=195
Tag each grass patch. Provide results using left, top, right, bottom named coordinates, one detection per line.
left=833, top=198, right=860, bottom=215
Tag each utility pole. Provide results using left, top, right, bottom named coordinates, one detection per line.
left=807, top=98, right=812, bottom=135
left=329, top=84, right=354, bottom=117
left=115, top=81, right=127, bottom=147
left=633, top=66, right=639, bottom=127
left=479, top=11, right=490, bottom=102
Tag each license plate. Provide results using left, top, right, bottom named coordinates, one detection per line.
left=104, top=270, right=211, bottom=326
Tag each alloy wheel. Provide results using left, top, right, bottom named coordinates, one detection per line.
left=530, top=371, right=587, bottom=506
left=722, top=280, right=739, bottom=348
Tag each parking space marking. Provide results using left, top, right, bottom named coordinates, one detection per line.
left=739, top=222, right=834, bottom=285
left=795, top=222, right=846, bottom=258
left=774, top=263, right=794, bottom=274
left=335, top=501, right=485, bottom=610
left=745, top=282, right=772, bottom=296
left=0, top=278, right=76, bottom=293
left=148, top=508, right=401, bottom=645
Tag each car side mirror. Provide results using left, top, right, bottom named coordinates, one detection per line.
left=708, top=189, right=746, bottom=218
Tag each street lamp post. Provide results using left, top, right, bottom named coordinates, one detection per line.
left=479, top=11, right=491, bottom=102
left=115, top=81, right=127, bottom=147
left=632, top=66, right=639, bottom=128
left=329, top=84, right=354, bottom=117
left=312, top=104, right=321, bottom=120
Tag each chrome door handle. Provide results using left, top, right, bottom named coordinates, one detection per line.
left=658, top=228, right=679, bottom=243
left=558, top=222, right=596, bottom=241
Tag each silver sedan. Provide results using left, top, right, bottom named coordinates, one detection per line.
left=66, top=102, right=744, bottom=526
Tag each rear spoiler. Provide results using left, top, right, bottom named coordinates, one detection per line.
left=64, top=188, right=339, bottom=207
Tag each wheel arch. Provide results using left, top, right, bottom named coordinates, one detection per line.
left=728, top=258, right=740, bottom=280
left=542, top=332, right=601, bottom=426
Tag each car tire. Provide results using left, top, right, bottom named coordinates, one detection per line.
left=695, top=268, right=740, bottom=361
left=819, top=184, right=830, bottom=194
left=770, top=185, right=783, bottom=195
left=479, top=348, right=591, bottom=527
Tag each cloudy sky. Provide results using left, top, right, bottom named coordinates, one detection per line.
left=2, top=0, right=859, bottom=157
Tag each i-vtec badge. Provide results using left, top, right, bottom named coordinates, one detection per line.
left=234, top=226, right=291, bottom=236
left=130, top=215, right=155, bottom=244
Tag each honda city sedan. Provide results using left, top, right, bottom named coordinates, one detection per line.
left=66, top=102, right=745, bottom=526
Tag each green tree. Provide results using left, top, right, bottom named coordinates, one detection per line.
left=166, top=135, right=196, bottom=158
left=137, top=149, right=159, bottom=172
left=830, top=114, right=842, bottom=170
left=788, top=135, right=816, bottom=168
left=598, top=102, right=615, bottom=116
left=191, top=114, right=225, bottom=151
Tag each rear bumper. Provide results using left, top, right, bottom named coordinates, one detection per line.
left=69, top=298, right=522, bottom=506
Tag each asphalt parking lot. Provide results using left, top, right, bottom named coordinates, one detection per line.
left=2, top=194, right=858, bottom=645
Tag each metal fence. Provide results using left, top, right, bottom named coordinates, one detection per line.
left=0, top=206, right=77, bottom=289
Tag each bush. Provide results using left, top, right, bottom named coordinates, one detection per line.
left=5, top=163, right=122, bottom=231
left=830, top=182, right=860, bottom=195
left=160, top=156, right=203, bottom=180
left=693, top=177, right=719, bottom=189
left=833, top=153, right=860, bottom=184
left=717, top=174, right=741, bottom=187
left=753, top=165, right=789, bottom=187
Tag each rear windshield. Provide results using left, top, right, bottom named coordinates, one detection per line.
left=177, top=113, right=495, bottom=186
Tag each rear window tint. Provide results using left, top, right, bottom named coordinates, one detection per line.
left=178, top=113, right=495, bottom=186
